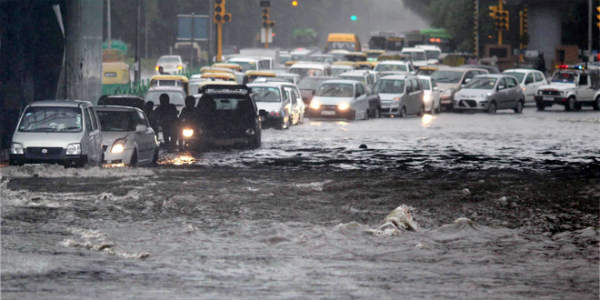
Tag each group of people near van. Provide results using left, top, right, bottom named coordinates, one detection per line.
left=143, top=93, right=212, bottom=151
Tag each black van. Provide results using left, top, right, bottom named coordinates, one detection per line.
left=180, top=85, right=261, bottom=150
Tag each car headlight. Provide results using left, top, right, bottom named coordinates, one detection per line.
left=310, top=99, right=321, bottom=110
left=155, top=66, right=160, bottom=71
left=66, top=143, right=81, bottom=155
left=10, top=142, right=24, bottom=155
left=110, top=139, right=126, bottom=154
left=337, top=102, right=350, bottom=111
left=182, top=128, right=194, bottom=138
left=423, top=91, right=432, bottom=103
left=245, top=128, right=256, bottom=136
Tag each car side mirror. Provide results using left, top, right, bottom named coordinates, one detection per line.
left=136, top=124, right=147, bottom=132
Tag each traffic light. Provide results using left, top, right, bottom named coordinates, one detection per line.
left=522, top=7, right=528, bottom=34
left=489, top=5, right=498, bottom=19
left=499, top=9, right=509, bottom=31
left=262, top=7, right=274, bottom=28
left=350, top=15, right=358, bottom=21
left=596, top=6, right=600, bottom=29
left=214, top=0, right=224, bottom=22
left=291, top=0, right=298, bottom=7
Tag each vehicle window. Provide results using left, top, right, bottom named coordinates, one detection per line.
left=18, top=106, right=83, bottom=132
left=212, top=98, right=249, bottom=111
left=316, top=83, right=354, bottom=97
left=145, top=91, right=186, bottom=106
left=328, top=42, right=356, bottom=51
left=498, top=78, right=507, bottom=89
left=288, top=88, right=297, bottom=104
left=431, top=70, right=462, bottom=83
left=419, top=79, right=431, bottom=90
left=504, top=72, right=525, bottom=83
left=84, top=108, right=93, bottom=131
left=506, top=77, right=517, bottom=88
left=579, top=74, right=588, bottom=85
left=406, top=79, right=413, bottom=93
left=96, top=110, right=142, bottom=132
left=251, top=87, right=281, bottom=103
left=356, top=84, right=365, bottom=96
left=464, top=77, right=497, bottom=90
left=375, top=79, right=405, bottom=93
left=289, top=67, right=325, bottom=78
left=374, top=63, right=408, bottom=72
left=227, top=60, right=256, bottom=72
left=157, top=56, right=181, bottom=64
left=138, top=111, right=150, bottom=126
left=89, top=108, right=99, bottom=130
left=367, top=74, right=374, bottom=86
left=525, top=73, right=534, bottom=84
left=534, top=72, right=544, bottom=82
left=413, top=79, right=421, bottom=91
left=551, top=71, right=576, bottom=83
left=293, top=89, right=302, bottom=104
left=298, top=77, right=330, bottom=90
left=463, top=71, right=475, bottom=84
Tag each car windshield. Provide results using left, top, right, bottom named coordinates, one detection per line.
left=375, top=63, right=408, bottom=72
left=375, top=79, right=405, bottom=93
left=298, top=77, right=330, bottom=90
left=289, top=67, right=325, bottom=78
left=419, top=79, right=431, bottom=90
left=340, top=75, right=364, bottom=83
left=251, top=87, right=281, bottom=102
left=227, top=60, right=256, bottom=72
left=317, top=83, right=354, bottom=97
left=96, top=110, right=141, bottom=132
left=211, top=97, right=251, bottom=112
left=551, top=71, right=576, bottom=83
left=504, top=72, right=525, bottom=83
left=424, top=50, right=441, bottom=60
left=158, top=56, right=180, bottom=64
left=404, top=51, right=427, bottom=61
left=431, top=70, right=463, bottom=83
left=464, top=77, right=497, bottom=89
left=18, top=106, right=82, bottom=132
left=144, top=91, right=186, bottom=106
left=331, top=68, right=352, bottom=77
left=328, top=42, right=355, bottom=51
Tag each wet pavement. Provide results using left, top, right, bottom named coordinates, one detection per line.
left=1, top=108, right=599, bottom=299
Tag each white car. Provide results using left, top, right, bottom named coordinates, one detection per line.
left=401, top=47, right=428, bottom=68
left=248, top=82, right=305, bottom=129
left=503, top=68, right=547, bottom=104
left=226, top=56, right=271, bottom=72
left=416, top=44, right=442, bottom=65
left=155, top=55, right=185, bottom=75
left=9, top=100, right=103, bottom=167
left=339, top=70, right=377, bottom=89
left=309, top=79, right=372, bottom=120
left=374, top=60, right=415, bottom=76
left=418, top=75, right=441, bottom=114
left=96, top=105, right=159, bottom=166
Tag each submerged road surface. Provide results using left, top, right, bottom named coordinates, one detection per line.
left=2, top=108, right=599, bottom=299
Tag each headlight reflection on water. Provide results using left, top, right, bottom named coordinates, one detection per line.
left=160, top=152, right=196, bottom=166
left=421, top=114, right=434, bottom=127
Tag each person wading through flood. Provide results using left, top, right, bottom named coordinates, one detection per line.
left=153, top=93, right=178, bottom=151
left=178, top=96, right=199, bottom=150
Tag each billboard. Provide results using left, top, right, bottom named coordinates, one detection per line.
left=177, top=14, right=209, bottom=41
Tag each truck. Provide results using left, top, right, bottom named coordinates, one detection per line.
left=534, top=65, right=600, bottom=111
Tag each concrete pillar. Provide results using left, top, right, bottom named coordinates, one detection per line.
left=64, top=0, right=103, bottom=103
left=527, top=5, right=562, bottom=70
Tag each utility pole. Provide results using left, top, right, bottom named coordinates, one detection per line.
left=474, top=0, right=479, bottom=58
left=498, top=0, right=503, bottom=45
left=208, top=0, right=214, bottom=64
left=134, top=0, right=141, bottom=84
left=190, top=12, right=195, bottom=71
left=589, top=0, right=593, bottom=58
left=213, top=0, right=231, bottom=62
left=107, top=0, right=111, bottom=48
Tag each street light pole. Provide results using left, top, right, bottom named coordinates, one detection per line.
left=589, top=0, right=593, bottom=58
left=135, top=0, right=141, bottom=84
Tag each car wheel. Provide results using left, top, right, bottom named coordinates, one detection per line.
left=418, top=104, right=425, bottom=117
left=566, top=97, right=576, bottom=111
left=399, top=107, right=407, bottom=118
left=513, top=100, right=523, bottom=114
left=129, top=150, right=138, bottom=167
left=249, top=131, right=261, bottom=149
left=594, top=96, right=600, bottom=111
left=487, top=101, right=497, bottom=114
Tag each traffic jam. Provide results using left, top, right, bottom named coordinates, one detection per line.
left=1, top=1, right=599, bottom=300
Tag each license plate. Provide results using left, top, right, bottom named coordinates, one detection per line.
left=543, top=96, right=554, bottom=101
left=321, top=110, right=335, bottom=116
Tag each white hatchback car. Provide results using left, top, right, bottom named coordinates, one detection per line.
left=155, top=55, right=185, bottom=75
left=418, top=75, right=441, bottom=114
left=95, top=105, right=159, bottom=166
left=502, top=68, right=547, bottom=104
left=9, top=100, right=103, bottom=167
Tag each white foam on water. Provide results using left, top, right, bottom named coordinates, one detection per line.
left=60, top=227, right=150, bottom=260
left=1, top=164, right=155, bottom=178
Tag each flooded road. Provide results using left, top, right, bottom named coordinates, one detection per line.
left=2, top=108, right=599, bottom=299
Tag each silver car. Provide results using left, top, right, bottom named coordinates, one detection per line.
left=308, top=80, right=372, bottom=120
left=95, top=106, right=159, bottom=166
left=9, top=100, right=103, bottom=167
left=248, top=82, right=305, bottom=129
left=418, top=75, right=441, bottom=114
left=453, top=74, right=525, bottom=113
left=375, top=75, right=424, bottom=117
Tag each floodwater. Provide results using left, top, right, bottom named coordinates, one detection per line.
left=2, top=108, right=599, bottom=299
